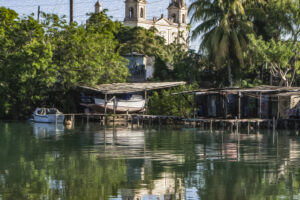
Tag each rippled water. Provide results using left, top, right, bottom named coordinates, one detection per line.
left=1, top=122, right=300, bottom=200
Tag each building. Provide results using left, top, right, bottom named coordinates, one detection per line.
left=123, top=53, right=155, bottom=82
left=124, top=0, right=188, bottom=45
left=94, top=0, right=189, bottom=45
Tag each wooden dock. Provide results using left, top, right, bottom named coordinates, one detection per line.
left=63, top=113, right=300, bottom=131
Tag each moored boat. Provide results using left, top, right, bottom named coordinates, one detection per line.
left=94, top=95, right=146, bottom=113
left=32, top=108, right=65, bottom=123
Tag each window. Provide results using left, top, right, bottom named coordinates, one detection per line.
left=140, top=8, right=144, bottom=18
left=172, top=14, right=176, bottom=23
left=182, top=14, right=185, bottom=23
left=129, top=7, right=134, bottom=19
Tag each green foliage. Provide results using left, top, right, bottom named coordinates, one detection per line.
left=117, top=26, right=170, bottom=61
left=0, top=8, right=56, bottom=118
left=248, top=34, right=297, bottom=86
left=189, top=0, right=253, bottom=86
left=0, top=7, right=129, bottom=119
left=148, top=84, right=198, bottom=117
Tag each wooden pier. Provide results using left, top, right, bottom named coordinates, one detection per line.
left=63, top=113, right=300, bottom=131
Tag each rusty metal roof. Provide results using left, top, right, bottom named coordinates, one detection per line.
left=79, top=82, right=186, bottom=94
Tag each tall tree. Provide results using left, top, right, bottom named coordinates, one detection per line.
left=189, top=0, right=253, bottom=86
left=0, top=7, right=56, bottom=118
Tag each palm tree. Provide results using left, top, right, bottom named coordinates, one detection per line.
left=189, top=0, right=253, bottom=86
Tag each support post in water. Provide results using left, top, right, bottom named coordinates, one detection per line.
left=235, top=116, right=239, bottom=134
left=104, top=93, right=108, bottom=115
left=259, top=92, right=262, bottom=118
left=247, top=122, right=250, bottom=134
left=238, top=92, right=241, bottom=119
left=144, top=90, right=148, bottom=114
left=273, top=117, right=276, bottom=133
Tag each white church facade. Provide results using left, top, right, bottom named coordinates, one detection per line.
left=95, top=0, right=189, bottom=45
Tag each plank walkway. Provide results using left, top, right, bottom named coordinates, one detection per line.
left=63, top=113, right=300, bottom=130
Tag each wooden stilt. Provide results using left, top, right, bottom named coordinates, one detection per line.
left=247, top=122, right=250, bottom=134
left=238, top=92, right=241, bottom=119
left=273, top=117, right=276, bottom=133
left=104, top=93, right=108, bottom=115
left=259, top=92, right=262, bottom=119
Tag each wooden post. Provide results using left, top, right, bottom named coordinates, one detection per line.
left=225, top=94, right=228, bottom=119
left=259, top=92, right=262, bottom=119
left=113, top=96, right=116, bottom=115
left=235, top=116, right=239, bottom=134
left=247, top=122, right=250, bottom=134
left=273, top=117, right=276, bottom=133
left=277, top=96, right=280, bottom=119
left=144, top=90, right=148, bottom=114
left=104, top=93, right=107, bottom=114
left=193, top=93, right=196, bottom=120
left=238, top=92, right=241, bottom=119
left=126, top=111, right=129, bottom=127
left=210, top=120, right=212, bottom=132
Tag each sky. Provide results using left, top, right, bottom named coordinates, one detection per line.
left=1, top=0, right=199, bottom=49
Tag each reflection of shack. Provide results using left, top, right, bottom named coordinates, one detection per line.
left=120, top=173, right=185, bottom=200
left=189, top=86, right=300, bottom=119
left=123, top=53, right=155, bottom=82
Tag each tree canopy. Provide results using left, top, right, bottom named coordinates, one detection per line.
left=0, top=8, right=129, bottom=119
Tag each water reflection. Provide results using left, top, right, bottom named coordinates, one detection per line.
left=32, top=122, right=64, bottom=138
left=1, top=123, right=300, bottom=199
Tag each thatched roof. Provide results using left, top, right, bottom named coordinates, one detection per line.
left=79, top=82, right=186, bottom=94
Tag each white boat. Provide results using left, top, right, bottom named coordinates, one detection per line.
left=32, top=108, right=65, bottom=123
left=94, top=95, right=146, bottom=113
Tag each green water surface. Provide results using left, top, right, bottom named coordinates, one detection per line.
left=0, top=122, right=300, bottom=200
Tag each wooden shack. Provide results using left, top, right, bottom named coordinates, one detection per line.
left=180, top=86, right=300, bottom=119
left=78, top=82, right=186, bottom=114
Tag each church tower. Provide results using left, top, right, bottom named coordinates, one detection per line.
left=94, top=1, right=102, bottom=13
left=168, top=0, right=187, bottom=24
left=124, top=0, right=147, bottom=22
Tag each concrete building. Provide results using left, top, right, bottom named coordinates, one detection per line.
left=123, top=53, right=155, bottom=82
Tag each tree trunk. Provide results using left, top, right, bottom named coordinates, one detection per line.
left=228, top=59, right=233, bottom=87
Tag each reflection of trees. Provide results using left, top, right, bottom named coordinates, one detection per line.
left=191, top=161, right=300, bottom=200
left=0, top=123, right=127, bottom=200
left=2, top=123, right=300, bottom=200
left=188, top=131, right=300, bottom=200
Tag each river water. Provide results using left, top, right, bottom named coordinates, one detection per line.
left=0, top=122, right=300, bottom=200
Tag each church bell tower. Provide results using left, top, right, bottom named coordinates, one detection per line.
left=94, top=0, right=102, bottom=13
left=168, top=0, right=187, bottom=24
left=124, top=0, right=147, bottom=22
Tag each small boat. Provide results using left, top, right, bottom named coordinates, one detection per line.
left=94, top=95, right=146, bottom=113
left=32, top=108, right=65, bottom=123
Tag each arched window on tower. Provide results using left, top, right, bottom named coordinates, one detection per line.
left=140, top=8, right=144, bottom=18
left=182, top=14, right=185, bottom=23
left=172, top=14, right=176, bottom=23
left=129, top=7, right=134, bottom=19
